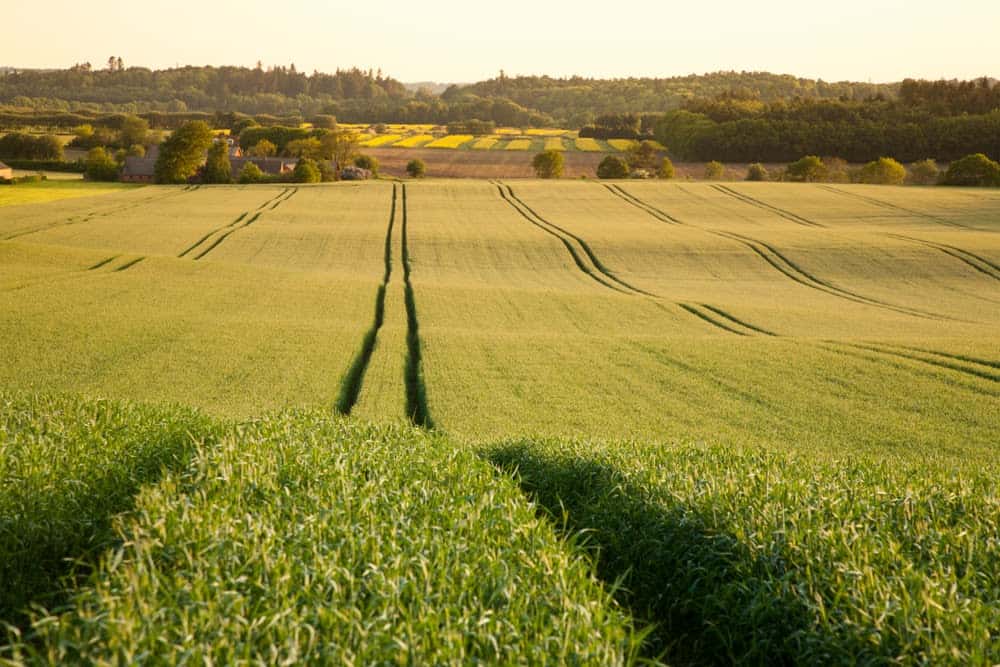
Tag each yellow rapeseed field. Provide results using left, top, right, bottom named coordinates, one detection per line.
left=425, top=135, right=474, bottom=149
left=394, top=134, right=435, bottom=148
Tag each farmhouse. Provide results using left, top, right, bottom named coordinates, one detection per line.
left=0, top=160, right=13, bottom=180
left=121, top=154, right=297, bottom=183
left=121, top=157, right=156, bottom=183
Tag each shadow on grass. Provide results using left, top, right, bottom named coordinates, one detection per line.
left=0, top=408, right=218, bottom=635
left=487, top=443, right=831, bottom=666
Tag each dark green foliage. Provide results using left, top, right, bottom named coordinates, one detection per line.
left=154, top=120, right=214, bottom=184
left=238, top=161, right=264, bottom=183
left=596, top=155, right=629, bottom=179
left=447, top=118, right=496, bottom=135
left=406, top=158, right=426, bottom=178
left=626, top=140, right=660, bottom=171
left=0, top=132, right=63, bottom=160
left=238, top=126, right=313, bottom=154
left=0, top=159, right=84, bottom=173
left=0, top=392, right=216, bottom=626
left=746, top=162, right=769, bottom=181
left=83, top=147, right=119, bottom=181
left=354, top=154, right=379, bottom=177
left=908, top=159, right=940, bottom=185
left=532, top=150, right=564, bottom=178
left=203, top=141, right=231, bottom=184
left=786, top=155, right=827, bottom=182
left=292, top=157, right=321, bottom=183
left=310, top=114, right=338, bottom=129
left=941, top=153, right=1000, bottom=186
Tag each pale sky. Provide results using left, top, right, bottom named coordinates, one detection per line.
left=5, top=0, right=998, bottom=83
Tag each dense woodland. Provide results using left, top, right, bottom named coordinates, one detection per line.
left=1, top=64, right=999, bottom=165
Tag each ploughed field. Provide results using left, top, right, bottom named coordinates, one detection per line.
left=1, top=180, right=999, bottom=664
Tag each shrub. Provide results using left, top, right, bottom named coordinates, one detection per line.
left=941, top=153, right=1000, bottom=187
left=340, top=165, right=370, bottom=181
left=406, top=159, right=426, bottom=178
left=746, top=163, right=769, bottom=181
left=292, top=158, right=321, bottom=184
left=908, top=159, right=940, bottom=185
left=203, top=141, right=232, bottom=184
left=626, top=140, right=660, bottom=171
left=857, top=157, right=907, bottom=185
left=596, top=155, right=629, bottom=179
left=317, top=160, right=336, bottom=182
left=532, top=150, right=564, bottom=179
left=786, top=155, right=827, bottom=183
left=657, top=157, right=675, bottom=179
left=84, top=147, right=120, bottom=182
left=238, top=162, right=265, bottom=184
left=354, top=154, right=379, bottom=177
left=704, top=161, right=725, bottom=180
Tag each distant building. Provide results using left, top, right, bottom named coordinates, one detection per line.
left=121, top=157, right=156, bottom=183
left=0, top=161, right=13, bottom=180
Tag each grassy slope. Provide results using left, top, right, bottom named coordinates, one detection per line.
left=2, top=400, right=637, bottom=664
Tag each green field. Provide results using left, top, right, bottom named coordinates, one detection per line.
left=1, top=180, right=999, bottom=663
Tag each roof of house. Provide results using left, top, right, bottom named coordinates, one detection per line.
left=122, top=157, right=156, bottom=177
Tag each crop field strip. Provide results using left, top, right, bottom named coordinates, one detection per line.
left=818, top=184, right=974, bottom=230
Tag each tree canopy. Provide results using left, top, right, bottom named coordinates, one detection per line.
left=154, top=121, right=214, bottom=184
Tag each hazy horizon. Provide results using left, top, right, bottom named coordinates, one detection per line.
left=5, top=0, right=998, bottom=84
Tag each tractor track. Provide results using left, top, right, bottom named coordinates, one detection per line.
left=711, top=184, right=823, bottom=228
left=817, top=185, right=972, bottom=230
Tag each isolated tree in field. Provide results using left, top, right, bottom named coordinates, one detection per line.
left=858, top=157, right=906, bottom=185
left=293, top=158, right=321, bottom=183
left=249, top=139, right=277, bottom=158
left=321, top=129, right=360, bottom=172
left=238, top=162, right=264, bottom=184
left=532, top=150, right=564, bottom=178
left=154, top=120, right=214, bottom=184
left=941, top=153, right=1000, bottom=186
left=311, top=114, right=338, bottom=129
left=204, top=141, right=232, bottom=184
left=785, top=155, right=827, bottom=183
left=84, top=147, right=119, bottom=181
left=627, top=140, right=660, bottom=171
left=354, top=154, right=379, bottom=177
left=908, top=159, right=940, bottom=185
left=596, top=155, right=629, bottom=179
left=119, top=115, right=150, bottom=147
left=406, top=159, right=426, bottom=178
left=704, top=161, right=725, bottom=180
left=746, top=163, right=769, bottom=181
left=657, top=157, right=675, bottom=179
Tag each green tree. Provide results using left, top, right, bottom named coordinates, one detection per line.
left=354, top=154, right=379, bottom=177
left=908, top=159, right=940, bottom=185
left=204, top=141, right=232, bottom=184
left=858, top=157, right=907, bottom=185
left=657, top=157, right=675, bottom=179
left=292, top=157, right=321, bottom=183
left=704, top=161, right=725, bottom=180
left=311, top=114, right=338, bottom=129
left=249, top=139, right=277, bottom=158
left=238, top=162, right=264, bottom=184
left=126, top=144, right=146, bottom=158
left=746, top=163, right=769, bottom=181
left=596, top=155, right=629, bottom=179
left=941, top=153, right=1000, bottom=186
left=406, top=159, right=426, bottom=178
left=321, top=129, right=360, bottom=172
left=285, top=138, right=323, bottom=159
left=154, top=121, right=214, bottom=184
left=119, top=115, right=149, bottom=147
left=786, top=155, right=827, bottom=183
left=84, top=147, right=119, bottom=181
left=627, top=140, right=660, bottom=171
left=532, top=150, right=564, bottom=178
